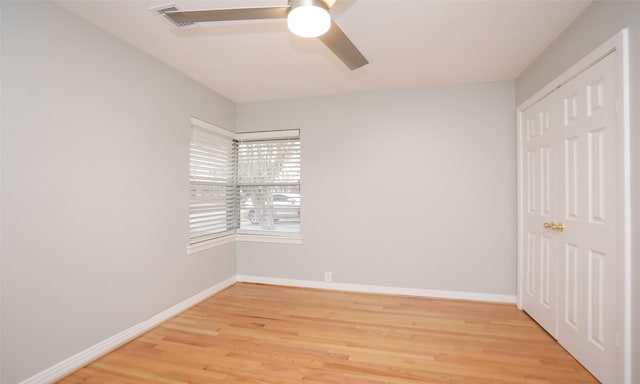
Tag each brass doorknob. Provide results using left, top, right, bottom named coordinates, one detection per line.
left=543, top=222, right=565, bottom=232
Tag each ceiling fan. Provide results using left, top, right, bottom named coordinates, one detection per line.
left=163, top=0, right=368, bottom=70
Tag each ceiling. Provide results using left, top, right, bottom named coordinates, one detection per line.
left=56, top=0, right=592, bottom=103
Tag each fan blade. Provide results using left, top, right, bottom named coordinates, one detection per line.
left=324, top=0, right=339, bottom=8
left=164, top=7, right=289, bottom=24
left=318, top=20, right=368, bottom=70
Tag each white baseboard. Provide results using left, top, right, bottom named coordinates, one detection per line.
left=236, top=275, right=517, bottom=304
left=21, top=274, right=515, bottom=383
left=19, top=276, right=237, bottom=384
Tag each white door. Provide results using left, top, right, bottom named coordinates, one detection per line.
left=556, top=52, right=618, bottom=383
left=521, top=52, right=618, bottom=383
left=521, top=93, right=560, bottom=338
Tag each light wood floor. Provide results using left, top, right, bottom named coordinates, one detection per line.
left=58, top=283, right=597, bottom=383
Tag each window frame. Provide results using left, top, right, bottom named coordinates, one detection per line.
left=187, top=118, right=302, bottom=254
left=188, top=118, right=238, bottom=252
left=236, top=129, right=301, bottom=238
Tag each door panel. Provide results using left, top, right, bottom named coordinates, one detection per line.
left=557, top=52, right=617, bottom=384
left=564, top=137, right=579, bottom=219
left=563, top=242, right=579, bottom=330
left=521, top=96, right=560, bottom=338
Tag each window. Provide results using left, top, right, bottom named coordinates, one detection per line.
left=189, top=119, right=237, bottom=245
left=237, top=130, right=301, bottom=235
left=188, top=119, right=301, bottom=249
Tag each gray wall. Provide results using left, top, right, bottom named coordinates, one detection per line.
left=515, top=1, right=639, bottom=381
left=236, top=82, right=517, bottom=296
left=0, top=2, right=237, bottom=383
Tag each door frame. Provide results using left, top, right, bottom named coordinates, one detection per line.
left=516, top=29, right=630, bottom=383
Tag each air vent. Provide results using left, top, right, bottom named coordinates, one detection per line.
left=151, top=4, right=199, bottom=30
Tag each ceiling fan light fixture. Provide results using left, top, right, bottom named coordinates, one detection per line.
left=287, top=0, right=331, bottom=38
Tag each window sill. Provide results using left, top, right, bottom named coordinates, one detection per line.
left=235, top=233, right=303, bottom=244
left=187, top=233, right=303, bottom=254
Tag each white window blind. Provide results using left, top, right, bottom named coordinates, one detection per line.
left=189, top=122, right=237, bottom=245
left=237, top=131, right=300, bottom=234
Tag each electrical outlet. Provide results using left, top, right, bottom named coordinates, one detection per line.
left=324, top=271, right=333, bottom=282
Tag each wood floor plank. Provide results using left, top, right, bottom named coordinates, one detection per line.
left=57, top=283, right=598, bottom=383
